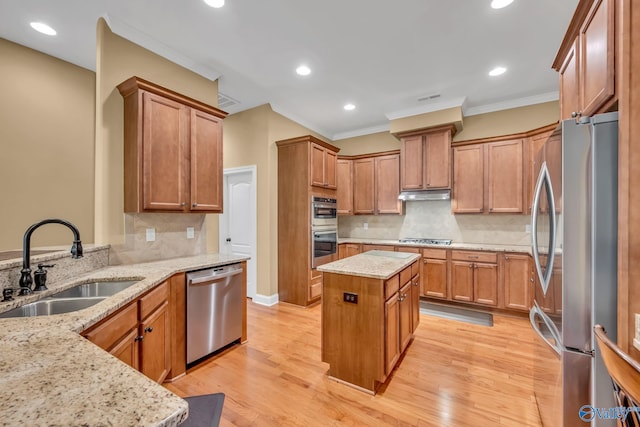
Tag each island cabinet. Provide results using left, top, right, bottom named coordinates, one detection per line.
left=319, top=252, right=420, bottom=394
left=452, top=139, right=525, bottom=214
left=554, top=0, right=616, bottom=121
left=450, top=250, right=498, bottom=307
left=399, top=126, right=454, bottom=191
left=276, top=135, right=340, bottom=306
left=117, top=76, right=227, bottom=213
left=82, top=280, right=172, bottom=384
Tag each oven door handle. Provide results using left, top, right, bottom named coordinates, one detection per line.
left=313, top=230, right=337, bottom=236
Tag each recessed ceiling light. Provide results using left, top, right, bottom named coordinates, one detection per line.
left=344, top=103, right=356, bottom=111
left=489, top=66, right=507, bottom=76
left=204, top=0, right=225, bottom=8
left=30, top=22, right=56, bottom=36
left=491, top=0, right=514, bottom=9
left=296, top=65, right=311, bottom=76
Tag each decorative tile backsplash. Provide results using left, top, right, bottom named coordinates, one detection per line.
left=339, top=200, right=531, bottom=246
left=109, top=213, right=207, bottom=265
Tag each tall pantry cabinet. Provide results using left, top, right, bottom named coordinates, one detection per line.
left=276, top=135, right=340, bottom=306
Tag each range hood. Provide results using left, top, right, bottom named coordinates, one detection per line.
left=398, top=189, right=451, bottom=201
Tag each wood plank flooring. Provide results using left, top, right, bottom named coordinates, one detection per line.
left=165, top=301, right=542, bottom=426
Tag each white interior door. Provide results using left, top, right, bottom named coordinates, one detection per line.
left=219, top=166, right=257, bottom=299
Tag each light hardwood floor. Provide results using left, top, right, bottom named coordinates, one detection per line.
left=165, top=301, right=542, bottom=426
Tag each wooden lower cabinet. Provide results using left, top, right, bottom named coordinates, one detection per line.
left=450, top=251, right=498, bottom=307
left=399, top=281, right=412, bottom=352
left=502, top=253, right=533, bottom=312
left=338, top=243, right=361, bottom=259
left=410, top=274, right=420, bottom=333
left=384, top=293, right=400, bottom=375
left=82, top=280, right=172, bottom=384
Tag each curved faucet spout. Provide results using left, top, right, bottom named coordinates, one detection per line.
left=19, top=219, right=83, bottom=294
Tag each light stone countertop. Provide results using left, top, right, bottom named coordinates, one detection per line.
left=0, top=253, right=249, bottom=427
left=338, top=238, right=534, bottom=254
left=317, top=250, right=421, bottom=280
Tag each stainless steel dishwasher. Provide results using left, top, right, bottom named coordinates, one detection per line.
left=186, top=263, right=243, bottom=365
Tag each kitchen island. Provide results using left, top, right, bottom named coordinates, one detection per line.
left=0, top=251, right=249, bottom=427
left=318, top=250, right=421, bottom=394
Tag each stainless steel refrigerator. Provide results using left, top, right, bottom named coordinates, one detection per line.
left=530, top=112, right=618, bottom=426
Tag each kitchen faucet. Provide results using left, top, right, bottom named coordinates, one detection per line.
left=18, top=219, right=83, bottom=295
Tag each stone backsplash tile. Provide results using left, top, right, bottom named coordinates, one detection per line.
left=339, top=200, right=531, bottom=245
left=109, top=213, right=207, bottom=265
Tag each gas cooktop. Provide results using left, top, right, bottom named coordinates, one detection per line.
left=398, top=238, right=453, bottom=245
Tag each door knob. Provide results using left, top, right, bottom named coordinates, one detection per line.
left=226, top=238, right=231, bottom=242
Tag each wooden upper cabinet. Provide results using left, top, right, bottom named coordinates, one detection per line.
left=190, top=109, right=223, bottom=212
left=117, top=76, right=227, bottom=213
left=310, top=143, right=338, bottom=189
left=375, top=154, right=402, bottom=215
left=453, top=139, right=525, bottom=214
left=452, top=144, right=484, bottom=213
left=487, top=139, right=524, bottom=213
left=336, top=159, right=353, bottom=215
left=400, top=127, right=452, bottom=191
left=555, top=0, right=615, bottom=120
left=353, top=158, right=375, bottom=214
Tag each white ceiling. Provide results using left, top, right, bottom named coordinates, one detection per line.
left=0, top=0, right=578, bottom=140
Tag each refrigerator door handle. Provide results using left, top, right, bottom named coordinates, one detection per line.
left=531, top=162, right=557, bottom=295
left=529, top=302, right=562, bottom=357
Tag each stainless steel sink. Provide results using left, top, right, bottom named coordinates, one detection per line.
left=49, top=280, right=139, bottom=298
left=0, top=297, right=106, bottom=318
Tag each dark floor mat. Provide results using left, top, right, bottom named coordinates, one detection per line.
left=182, top=393, right=225, bottom=427
left=420, top=301, right=493, bottom=327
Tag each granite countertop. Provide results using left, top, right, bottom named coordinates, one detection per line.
left=0, top=253, right=249, bottom=427
left=338, top=238, right=533, bottom=254
left=318, top=250, right=421, bottom=280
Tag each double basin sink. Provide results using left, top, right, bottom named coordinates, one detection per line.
left=0, top=280, right=139, bottom=319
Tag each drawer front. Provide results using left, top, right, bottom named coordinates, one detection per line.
left=422, top=248, right=447, bottom=260
left=451, top=250, right=497, bottom=264
left=83, top=302, right=138, bottom=351
left=399, top=265, right=412, bottom=286
left=309, top=274, right=322, bottom=300
left=411, top=260, right=420, bottom=278
left=385, top=275, right=400, bottom=300
left=139, top=280, right=169, bottom=319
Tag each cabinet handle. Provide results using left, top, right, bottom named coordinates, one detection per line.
left=192, top=203, right=197, bottom=207
left=505, top=255, right=509, bottom=260
left=144, top=326, right=154, bottom=333
left=134, top=335, right=144, bottom=342
left=469, top=264, right=473, bottom=268
left=181, top=202, right=186, bottom=207
left=571, top=111, right=582, bottom=118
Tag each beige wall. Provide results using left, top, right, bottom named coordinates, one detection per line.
left=332, top=132, right=400, bottom=156
left=0, top=38, right=95, bottom=251
left=95, top=19, right=221, bottom=262
left=389, top=107, right=463, bottom=135
left=453, top=101, right=559, bottom=142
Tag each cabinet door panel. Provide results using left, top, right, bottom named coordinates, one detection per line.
left=336, top=159, right=353, bottom=215
left=401, top=135, right=424, bottom=190
left=310, top=143, right=326, bottom=188
left=559, top=39, right=580, bottom=120
left=452, top=145, right=484, bottom=213
left=375, top=154, right=401, bottom=214
left=451, top=261, right=474, bottom=302
left=487, top=140, right=524, bottom=213
left=190, top=109, right=223, bottom=212
left=83, top=302, right=138, bottom=351
left=399, top=282, right=412, bottom=352
left=423, top=258, right=448, bottom=299
left=353, top=158, right=375, bottom=214
left=474, top=263, right=498, bottom=307
left=140, top=301, right=171, bottom=384
left=142, top=92, right=189, bottom=211
left=411, top=275, right=420, bottom=333
left=503, top=254, right=532, bottom=311
left=384, top=294, right=400, bottom=375
left=110, top=328, right=140, bottom=370
left=325, top=150, right=337, bottom=189
left=425, top=131, right=451, bottom=189
left=580, top=0, right=615, bottom=116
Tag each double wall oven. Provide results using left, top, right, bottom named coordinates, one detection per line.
left=311, top=196, right=337, bottom=268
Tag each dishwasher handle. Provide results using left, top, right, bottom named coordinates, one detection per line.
left=187, top=267, right=242, bottom=286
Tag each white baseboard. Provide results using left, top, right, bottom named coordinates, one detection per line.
left=252, top=293, right=279, bottom=306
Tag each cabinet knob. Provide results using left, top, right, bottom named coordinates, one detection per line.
left=469, top=264, right=473, bottom=268
left=144, top=326, right=154, bottom=333
left=134, top=335, right=144, bottom=342
left=192, top=203, right=197, bottom=207
left=505, top=256, right=509, bottom=260
left=181, top=202, right=186, bottom=207
left=571, top=111, right=582, bottom=118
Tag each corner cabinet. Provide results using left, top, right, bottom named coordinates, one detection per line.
left=117, top=77, right=227, bottom=213
left=399, top=126, right=454, bottom=191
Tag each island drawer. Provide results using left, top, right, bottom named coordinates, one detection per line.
left=451, top=250, right=497, bottom=263
left=384, top=275, right=400, bottom=300
left=399, top=265, right=412, bottom=286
